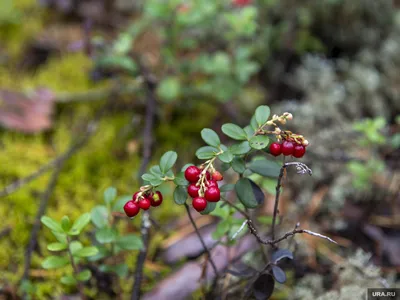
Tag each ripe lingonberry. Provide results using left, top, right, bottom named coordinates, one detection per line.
left=124, top=201, right=140, bottom=217
left=192, top=197, right=207, bottom=212
left=139, top=198, right=151, bottom=210
left=187, top=184, right=200, bottom=198
left=281, top=140, right=294, bottom=156
left=185, top=166, right=201, bottom=183
left=269, top=142, right=282, bottom=156
left=132, top=191, right=140, bottom=201
left=205, top=186, right=220, bottom=202
left=293, top=144, right=306, bottom=158
left=212, top=171, right=223, bottom=181
left=233, top=0, right=252, bottom=7
left=207, top=180, right=218, bottom=188
left=150, top=191, right=163, bottom=207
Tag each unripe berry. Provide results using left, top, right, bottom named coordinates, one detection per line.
left=269, top=142, right=282, bottom=156
left=281, top=140, right=294, bottom=156
left=212, top=171, right=223, bottom=181
left=293, top=144, right=306, bottom=158
left=205, top=186, right=220, bottom=202
left=187, top=184, right=200, bottom=198
left=124, top=201, right=140, bottom=217
left=207, top=180, right=218, bottom=188
left=185, top=166, right=201, bottom=183
left=139, top=198, right=151, bottom=210
left=150, top=191, right=163, bottom=207
left=192, top=197, right=207, bottom=212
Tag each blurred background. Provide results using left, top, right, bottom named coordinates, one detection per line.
left=0, top=0, right=399, bottom=299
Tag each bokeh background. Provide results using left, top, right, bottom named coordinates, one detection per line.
left=0, top=0, right=399, bottom=299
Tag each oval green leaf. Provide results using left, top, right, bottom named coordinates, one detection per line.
left=200, top=201, right=217, bottom=215
left=73, top=246, right=99, bottom=258
left=221, top=123, right=247, bottom=140
left=77, top=269, right=92, bottom=282
left=173, top=185, right=187, bottom=205
left=42, top=256, right=69, bottom=269
left=248, top=158, right=281, bottom=178
left=196, top=146, right=219, bottom=159
left=104, top=187, right=117, bottom=205
left=218, top=150, right=233, bottom=163
left=95, top=227, right=117, bottom=244
left=255, top=105, right=270, bottom=127
left=235, top=178, right=264, bottom=208
left=41, top=216, right=63, bottom=233
left=116, top=234, right=144, bottom=250
left=91, top=206, right=109, bottom=228
left=201, top=128, right=221, bottom=147
left=231, top=157, right=246, bottom=174
left=159, top=151, right=178, bottom=174
left=249, top=136, right=269, bottom=150
left=69, top=213, right=91, bottom=235
left=47, top=242, right=67, bottom=251
left=230, top=141, right=251, bottom=155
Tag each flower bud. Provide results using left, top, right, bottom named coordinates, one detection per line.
left=302, top=140, right=309, bottom=146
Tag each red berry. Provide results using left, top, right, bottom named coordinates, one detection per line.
left=205, top=186, right=220, bottom=202
left=293, top=144, right=306, bottom=158
left=233, top=0, right=252, bottom=7
left=124, top=201, right=140, bottom=217
left=269, top=142, right=282, bottom=156
left=139, top=198, right=151, bottom=210
left=187, top=184, right=200, bottom=198
left=150, top=191, right=163, bottom=207
left=185, top=166, right=201, bottom=183
left=205, top=171, right=211, bottom=180
left=192, top=197, right=207, bottom=212
left=132, top=191, right=140, bottom=201
left=212, top=171, right=223, bottom=181
left=281, top=140, right=294, bottom=156
left=207, top=180, right=218, bottom=188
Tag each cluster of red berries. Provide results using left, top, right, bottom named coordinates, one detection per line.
left=123, top=191, right=163, bottom=218
left=185, top=166, right=223, bottom=212
left=269, top=140, right=307, bottom=158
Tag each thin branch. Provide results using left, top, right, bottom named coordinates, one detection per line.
left=66, top=236, right=86, bottom=299
left=184, top=203, right=218, bottom=276
left=271, top=161, right=312, bottom=240
left=131, top=58, right=157, bottom=300
left=248, top=219, right=337, bottom=245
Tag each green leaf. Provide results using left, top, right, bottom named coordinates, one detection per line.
left=41, top=216, right=63, bottom=233
left=244, top=125, right=255, bottom=139
left=220, top=184, right=235, bottom=192
left=212, top=220, right=230, bottom=240
left=250, top=115, right=258, bottom=131
left=69, top=241, right=83, bottom=255
left=69, top=213, right=91, bottom=235
left=150, top=165, right=163, bottom=176
left=77, top=269, right=92, bottom=282
left=112, top=195, right=131, bottom=213
left=116, top=234, right=144, bottom=250
left=200, top=201, right=217, bottom=215
left=95, top=227, right=117, bottom=244
left=248, top=158, right=281, bottom=178
left=159, top=151, right=178, bottom=174
left=73, top=246, right=99, bottom=258
left=235, top=178, right=264, bottom=208
left=60, top=275, right=77, bottom=286
left=231, top=157, right=246, bottom=174
left=88, top=245, right=109, bottom=262
left=112, top=264, right=129, bottom=278
left=230, top=141, right=251, bottom=155
left=157, top=76, right=181, bottom=102
left=249, top=136, right=269, bottom=150
left=61, top=216, right=71, bottom=232
left=91, top=206, right=109, bottom=228
left=255, top=105, right=270, bottom=127
left=52, top=231, right=67, bottom=244
left=174, top=172, right=188, bottom=186
left=173, top=186, right=187, bottom=205
left=196, top=146, right=219, bottom=159
left=104, top=187, right=117, bottom=205
left=47, top=242, right=67, bottom=251
left=218, top=150, right=234, bottom=163
left=201, top=128, right=221, bottom=147
left=141, top=173, right=163, bottom=186
left=42, top=256, right=69, bottom=269
left=221, top=124, right=248, bottom=140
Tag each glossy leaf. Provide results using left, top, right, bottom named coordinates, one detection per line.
left=159, top=151, right=178, bottom=174
left=196, top=146, right=219, bottom=159
left=141, top=173, right=163, bottom=186
left=201, top=128, right=220, bottom=147
left=116, top=234, right=144, bottom=250
left=244, top=125, right=255, bottom=138
left=69, top=213, right=91, bottom=235
left=61, top=216, right=71, bottom=232
left=218, top=150, right=233, bottom=163
left=231, top=157, right=246, bottom=173
left=271, top=248, right=293, bottom=263
left=248, top=159, right=281, bottom=178
left=221, top=123, right=247, bottom=140
left=173, top=185, right=187, bottom=205
left=42, top=256, right=69, bottom=269
left=52, top=231, right=67, bottom=244
left=73, top=246, right=99, bottom=258
left=91, top=206, right=109, bottom=228
left=200, top=201, right=217, bottom=215
left=47, top=242, right=67, bottom=251
left=253, top=273, right=275, bottom=300
left=174, top=171, right=188, bottom=186
left=41, top=216, right=63, bottom=233
left=272, top=265, right=286, bottom=283
left=70, top=241, right=83, bottom=255
left=249, top=135, right=269, bottom=150
left=219, top=184, right=235, bottom=192
left=230, top=141, right=251, bottom=155
left=104, top=187, right=117, bottom=205
left=255, top=105, right=270, bottom=127
left=150, top=165, right=163, bottom=176
left=95, top=227, right=117, bottom=244
left=235, top=178, right=264, bottom=208
left=77, top=269, right=92, bottom=282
